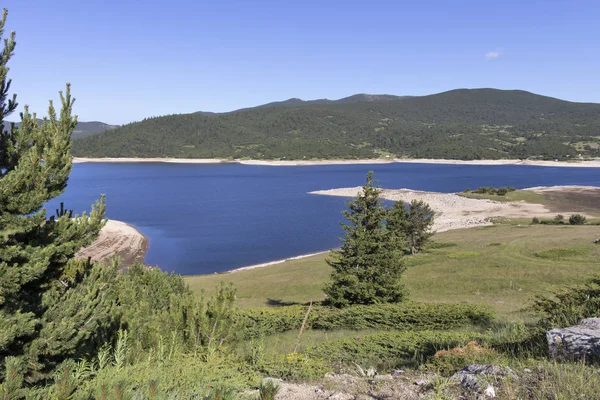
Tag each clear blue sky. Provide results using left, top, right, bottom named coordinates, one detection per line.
left=3, top=0, right=599, bottom=124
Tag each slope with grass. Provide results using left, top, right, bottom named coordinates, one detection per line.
left=72, top=89, right=600, bottom=160
left=186, top=224, right=600, bottom=319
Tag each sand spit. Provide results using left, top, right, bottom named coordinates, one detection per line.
left=525, top=185, right=600, bottom=192
left=72, top=157, right=600, bottom=168
left=75, top=220, right=148, bottom=266
left=309, top=186, right=594, bottom=232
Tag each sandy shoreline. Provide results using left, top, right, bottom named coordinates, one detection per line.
left=310, top=185, right=598, bottom=233
left=73, top=157, right=231, bottom=164
left=227, top=251, right=330, bottom=273
left=72, top=157, right=600, bottom=168
left=75, top=220, right=148, bottom=266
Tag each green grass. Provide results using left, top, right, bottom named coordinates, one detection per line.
left=239, top=328, right=384, bottom=355
left=534, top=247, right=589, bottom=259
left=447, top=251, right=480, bottom=259
left=459, top=189, right=547, bottom=204
left=186, top=225, right=600, bottom=320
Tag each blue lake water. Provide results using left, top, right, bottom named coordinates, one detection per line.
left=45, top=162, right=600, bottom=275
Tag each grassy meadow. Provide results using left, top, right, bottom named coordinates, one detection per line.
left=460, top=188, right=600, bottom=217
left=186, top=224, right=600, bottom=320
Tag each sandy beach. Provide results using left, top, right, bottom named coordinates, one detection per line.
left=72, top=157, right=600, bottom=168
left=75, top=220, right=148, bottom=266
left=242, top=158, right=600, bottom=167
left=310, top=186, right=598, bottom=233
left=228, top=251, right=330, bottom=273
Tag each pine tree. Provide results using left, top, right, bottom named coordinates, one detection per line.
left=388, top=199, right=435, bottom=254
left=386, top=201, right=410, bottom=254
left=324, top=171, right=407, bottom=308
left=0, top=9, right=113, bottom=383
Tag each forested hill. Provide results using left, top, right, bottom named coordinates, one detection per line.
left=3, top=120, right=118, bottom=139
left=71, top=89, right=600, bottom=160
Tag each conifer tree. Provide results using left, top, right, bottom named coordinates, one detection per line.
left=388, top=199, right=435, bottom=254
left=0, top=9, right=112, bottom=383
left=324, top=171, right=407, bottom=308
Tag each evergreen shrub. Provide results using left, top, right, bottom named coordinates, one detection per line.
left=237, top=303, right=495, bottom=339
left=305, top=330, right=490, bottom=369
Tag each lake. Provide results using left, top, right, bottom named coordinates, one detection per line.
left=46, top=162, right=600, bottom=275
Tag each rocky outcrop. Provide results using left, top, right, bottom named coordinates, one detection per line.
left=547, top=318, right=600, bottom=360
left=451, top=364, right=514, bottom=398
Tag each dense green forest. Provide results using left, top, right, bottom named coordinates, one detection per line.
left=72, top=90, right=600, bottom=160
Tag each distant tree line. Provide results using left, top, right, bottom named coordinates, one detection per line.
left=463, top=186, right=517, bottom=196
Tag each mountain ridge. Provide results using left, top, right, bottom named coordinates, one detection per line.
left=72, top=88, right=600, bottom=161
left=2, top=120, right=118, bottom=139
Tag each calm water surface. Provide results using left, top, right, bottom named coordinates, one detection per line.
left=46, top=163, right=600, bottom=275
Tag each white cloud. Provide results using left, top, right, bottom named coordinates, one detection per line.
left=485, top=50, right=502, bottom=60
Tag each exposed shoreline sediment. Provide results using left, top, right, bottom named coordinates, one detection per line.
left=73, top=157, right=600, bottom=168
left=75, top=220, right=148, bottom=266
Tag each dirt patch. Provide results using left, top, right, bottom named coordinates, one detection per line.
left=526, top=186, right=600, bottom=217
left=310, top=187, right=595, bottom=232
left=75, top=220, right=148, bottom=266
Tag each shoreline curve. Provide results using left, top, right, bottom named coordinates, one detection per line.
left=82, top=185, right=599, bottom=275
left=72, top=157, right=600, bottom=168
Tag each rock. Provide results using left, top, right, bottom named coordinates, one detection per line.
left=456, top=364, right=514, bottom=377
left=484, top=384, right=496, bottom=398
left=390, top=369, right=405, bottom=377
left=451, top=364, right=513, bottom=394
left=523, top=368, right=532, bottom=373
left=579, top=318, right=600, bottom=330
left=457, top=374, right=480, bottom=391
left=414, top=378, right=430, bottom=387
left=547, top=318, right=600, bottom=360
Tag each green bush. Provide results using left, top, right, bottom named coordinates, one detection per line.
left=569, top=214, right=587, bottom=225
left=22, top=352, right=260, bottom=399
left=305, top=330, right=490, bottom=370
left=116, top=265, right=238, bottom=353
left=237, top=303, right=495, bottom=339
left=258, top=353, right=331, bottom=382
left=469, top=186, right=516, bottom=196
left=532, top=276, right=600, bottom=328
left=532, top=217, right=540, bottom=224
left=258, top=380, right=280, bottom=400
left=539, top=215, right=570, bottom=225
